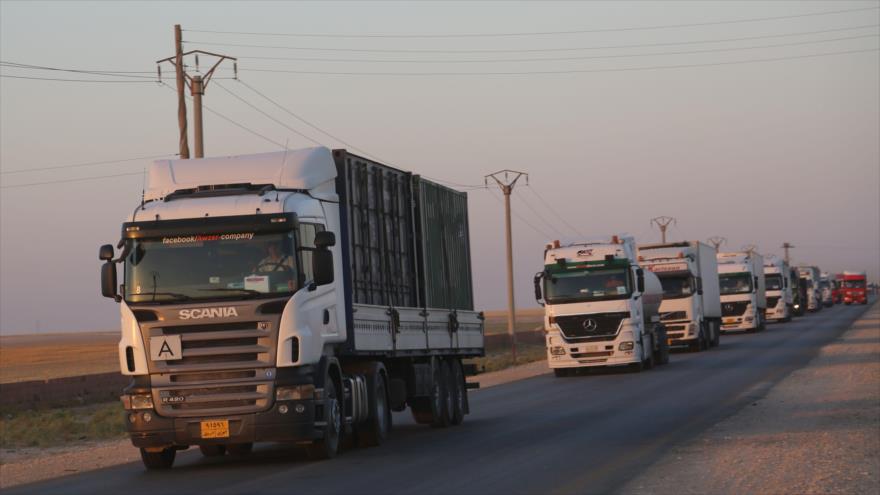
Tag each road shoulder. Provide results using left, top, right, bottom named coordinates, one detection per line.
left=623, top=303, right=880, bottom=495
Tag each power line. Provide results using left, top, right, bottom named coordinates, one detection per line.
left=515, top=192, right=567, bottom=239
left=1, top=61, right=157, bottom=78
left=525, top=185, right=586, bottom=238
left=1, top=153, right=177, bottom=175
left=185, top=24, right=880, bottom=54
left=1, top=171, right=144, bottom=189
left=213, top=81, right=324, bottom=146
left=486, top=187, right=554, bottom=239
left=239, top=48, right=879, bottom=76
left=159, top=82, right=286, bottom=149
left=229, top=34, right=879, bottom=64
left=184, top=6, right=878, bottom=38
left=0, top=74, right=157, bottom=83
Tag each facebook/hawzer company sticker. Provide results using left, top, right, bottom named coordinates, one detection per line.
left=162, top=233, right=254, bottom=244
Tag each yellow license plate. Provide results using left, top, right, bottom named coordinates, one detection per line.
left=200, top=420, right=229, bottom=439
left=723, top=318, right=736, bottom=324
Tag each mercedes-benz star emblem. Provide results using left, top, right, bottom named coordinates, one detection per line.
left=582, top=319, right=598, bottom=331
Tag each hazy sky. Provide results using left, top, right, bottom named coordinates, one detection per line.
left=1, top=1, right=878, bottom=334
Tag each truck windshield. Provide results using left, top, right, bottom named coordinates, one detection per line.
left=657, top=275, right=694, bottom=299
left=124, top=231, right=299, bottom=304
left=719, top=272, right=753, bottom=295
left=843, top=280, right=866, bottom=289
left=543, top=267, right=631, bottom=304
left=765, top=274, right=783, bottom=291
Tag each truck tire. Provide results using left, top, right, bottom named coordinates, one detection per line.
left=140, top=447, right=176, bottom=469
left=199, top=444, right=226, bottom=457
left=654, top=326, right=670, bottom=365
left=710, top=321, right=720, bottom=347
left=449, top=359, right=466, bottom=426
left=553, top=368, right=571, bottom=378
left=642, top=334, right=655, bottom=370
left=411, top=359, right=445, bottom=426
left=227, top=443, right=253, bottom=457
left=307, top=375, right=342, bottom=460
left=357, top=366, right=391, bottom=448
left=431, top=360, right=453, bottom=429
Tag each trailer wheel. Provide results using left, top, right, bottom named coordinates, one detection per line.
left=140, top=447, right=176, bottom=470
left=449, top=359, right=466, bottom=426
left=431, top=360, right=453, bottom=429
left=307, top=375, right=342, bottom=460
left=199, top=444, right=226, bottom=457
left=357, top=366, right=391, bottom=447
left=411, top=359, right=445, bottom=426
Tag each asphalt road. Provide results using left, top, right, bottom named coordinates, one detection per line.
left=9, top=302, right=875, bottom=495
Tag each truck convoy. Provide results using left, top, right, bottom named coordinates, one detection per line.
left=99, top=148, right=484, bottom=469
left=841, top=271, right=868, bottom=305
left=535, top=236, right=669, bottom=376
left=717, top=252, right=766, bottom=332
left=797, top=266, right=823, bottom=312
left=637, top=241, right=722, bottom=351
left=763, top=255, right=793, bottom=322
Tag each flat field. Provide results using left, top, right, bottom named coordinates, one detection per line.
left=0, top=333, right=118, bottom=383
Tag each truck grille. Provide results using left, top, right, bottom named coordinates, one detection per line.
left=661, top=311, right=687, bottom=321
left=554, top=312, right=628, bottom=341
left=766, top=296, right=780, bottom=309
left=145, top=321, right=276, bottom=417
left=721, top=301, right=749, bottom=317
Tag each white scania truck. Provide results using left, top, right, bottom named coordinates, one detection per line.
left=797, top=265, right=823, bottom=312
left=534, top=235, right=669, bottom=376
left=717, top=252, right=766, bottom=332
left=99, top=148, right=484, bottom=469
left=763, top=255, right=793, bottom=322
left=637, top=241, right=722, bottom=351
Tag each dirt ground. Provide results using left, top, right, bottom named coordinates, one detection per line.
left=624, top=303, right=880, bottom=495
left=0, top=332, right=118, bottom=383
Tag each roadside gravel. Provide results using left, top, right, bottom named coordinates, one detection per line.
left=624, top=303, right=880, bottom=495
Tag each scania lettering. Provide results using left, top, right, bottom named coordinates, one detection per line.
left=637, top=241, right=722, bottom=351
left=763, top=255, right=793, bottom=322
left=534, top=235, right=669, bottom=376
left=717, top=252, right=766, bottom=332
left=100, top=148, right=484, bottom=469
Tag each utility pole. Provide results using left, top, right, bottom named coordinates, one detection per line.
left=650, top=216, right=676, bottom=243
left=781, top=242, right=794, bottom=263
left=707, top=236, right=727, bottom=252
left=158, top=26, right=236, bottom=158
left=742, top=244, right=758, bottom=255
left=485, top=170, right=529, bottom=363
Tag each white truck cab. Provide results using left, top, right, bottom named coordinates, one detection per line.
left=763, top=255, right=793, bottom=322
left=797, top=266, right=823, bottom=312
left=535, top=235, right=669, bottom=376
left=717, top=252, right=766, bottom=332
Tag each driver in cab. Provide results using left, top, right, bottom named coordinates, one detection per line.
left=256, top=242, right=295, bottom=273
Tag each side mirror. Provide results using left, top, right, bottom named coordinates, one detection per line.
left=533, top=272, right=544, bottom=305
left=101, top=262, right=119, bottom=301
left=312, top=249, right=334, bottom=286
left=636, top=268, right=645, bottom=294
left=99, top=244, right=114, bottom=261
left=314, top=231, right=336, bottom=249
left=695, top=277, right=703, bottom=295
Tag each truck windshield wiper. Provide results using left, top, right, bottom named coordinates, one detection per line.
left=135, top=292, right=191, bottom=302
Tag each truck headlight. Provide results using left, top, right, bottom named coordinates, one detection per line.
left=550, top=346, right=566, bottom=356
left=687, top=323, right=696, bottom=336
left=276, top=384, right=315, bottom=401
left=744, top=316, right=754, bottom=322
left=618, top=341, right=634, bottom=351
left=121, top=394, right=153, bottom=410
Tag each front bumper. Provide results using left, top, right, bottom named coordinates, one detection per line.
left=546, top=332, right=641, bottom=369
left=126, top=400, right=319, bottom=448
left=721, top=316, right=757, bottom=332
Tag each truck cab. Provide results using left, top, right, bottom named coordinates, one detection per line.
left=535, top=236, right=669, bottom=376
left=763, top=255, right=793, bottom=322
left=819, top=273, right=835, bottom=308
left=637, top=241, right=722, bottom=351
left=717, top=252, right=766, bottom=332
left=797, top=266, right=823, bottom=312
left=790, top=268, right=807, bottom=317
left=842, top=271, right=868, bottom=304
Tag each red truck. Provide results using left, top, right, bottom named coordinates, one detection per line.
left=841, top=271, right=868, bottom=305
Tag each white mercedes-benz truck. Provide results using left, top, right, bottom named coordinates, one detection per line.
left=797, top=265, right=823, bottom=312
left=717, top=252, right=766, bottom=332
left=763, top=255, right=793, bottom=322
left=534, top=235, right=669, bottom=377
left=99, top=148, right=484, bottom=469
left=637, top=241, right=722, bottom=351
